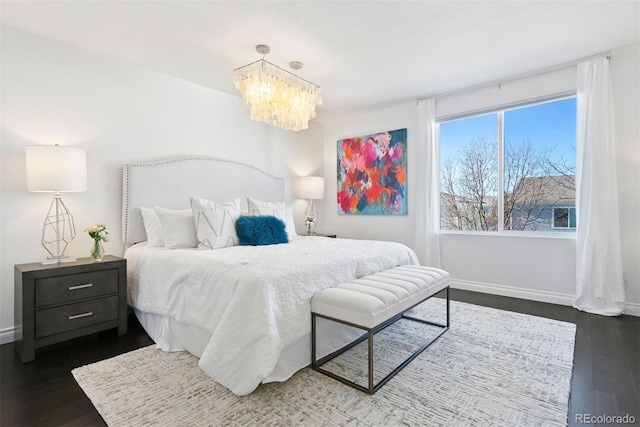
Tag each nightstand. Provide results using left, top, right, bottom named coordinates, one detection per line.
left=14, top=255, right=127, bottom=363
left=312, top=232, right=337, bottom=238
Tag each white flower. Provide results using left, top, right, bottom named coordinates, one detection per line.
left=85, top=223, right=110, bottom=242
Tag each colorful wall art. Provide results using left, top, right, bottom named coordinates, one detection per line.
left=337, top=128, right=407, bottom=215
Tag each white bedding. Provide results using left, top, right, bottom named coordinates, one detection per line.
left=125, top=236, right=419, bottom=395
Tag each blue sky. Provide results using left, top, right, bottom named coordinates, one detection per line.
left=439, top=97, right=577, bottom=166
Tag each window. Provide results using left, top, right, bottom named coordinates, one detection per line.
left=439, top=97, right=576, bottom=233
left=553, top=207, right=577, bottom=229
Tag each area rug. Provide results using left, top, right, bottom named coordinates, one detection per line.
left=72, top=300, right=576, bottom=426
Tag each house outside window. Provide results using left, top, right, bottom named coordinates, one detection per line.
left=439, top=97, right=577, bottom=233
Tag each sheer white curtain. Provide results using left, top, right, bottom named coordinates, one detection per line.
left=574, top=57, right=625, bottom=316
left=415, top=99, right=441, bottom=267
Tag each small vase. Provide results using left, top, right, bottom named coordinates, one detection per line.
left=305, top=221, right=316, bottom=236
left=91, top=240, right=104, bottom=262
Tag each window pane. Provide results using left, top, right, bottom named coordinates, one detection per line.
left=569, top=208, right=577, bottom=228
left=504, top=98, right=576, bottom=232
left=440, top=113, right=498, bottom=231
left=554, top=208, right=569, bottom=228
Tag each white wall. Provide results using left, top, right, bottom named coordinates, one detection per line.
left=269, top=119, right=326, bottom=232
left=0, top=26, right=324, bottom=342
left=323, top=45, right=640, bottom=314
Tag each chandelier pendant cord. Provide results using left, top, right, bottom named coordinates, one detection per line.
left=233, top=58, right=320, bottom=89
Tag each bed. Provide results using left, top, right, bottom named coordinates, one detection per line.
left=122, top=157, right=419, bottom=396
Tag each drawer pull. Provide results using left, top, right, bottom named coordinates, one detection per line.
left=68, top=312, right=93, bottom=320
left=68, top=283, right=93, bottom=291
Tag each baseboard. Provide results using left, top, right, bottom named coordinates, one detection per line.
left=623, top=302, right=640, bottom=317
left=450, top=279, right=639, bottom=317
left=0, top=326, right=18, bottom=345
left=450, top=279, right=575, bottom=306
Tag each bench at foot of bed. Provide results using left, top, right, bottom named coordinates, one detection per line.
left=311, top=265, right=450, bottom=394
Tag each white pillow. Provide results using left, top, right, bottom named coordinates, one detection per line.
left=286, top=206, right=298, bottom=238
left=246, top=197, right=296, bottom=240
left=140, top=207, right=165, bottom=247
left=190, top=197, right=241, bottom=249
left=154, top=207, right=198, bottom=249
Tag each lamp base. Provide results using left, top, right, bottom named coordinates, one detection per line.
left=41, top=193, right=77, bottom=262
left=304, top=199, right=318, bottom=236
left=40, top=256, right=77, bottom=266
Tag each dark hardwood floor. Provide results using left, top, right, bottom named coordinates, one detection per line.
left=1, top=290, right=638, bottom=426
left=1, top=315, right=154, bottom=426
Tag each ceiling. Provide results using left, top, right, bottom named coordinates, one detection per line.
left=1, top=1, right=639, bottom=122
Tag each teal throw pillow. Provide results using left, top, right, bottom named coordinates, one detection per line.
left=235, top=215, right=289, bottom=246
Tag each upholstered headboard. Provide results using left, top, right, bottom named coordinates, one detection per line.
left=122, top=157, right=285, bottom=244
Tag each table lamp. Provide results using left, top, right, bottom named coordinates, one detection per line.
left=299, top=176, right=324, bottom=235
left=26, top=145, right=87, bottom=264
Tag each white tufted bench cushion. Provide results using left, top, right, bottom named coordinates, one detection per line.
left=311, top=265, right=451, bottom=394
left=311, top=265, right=450, bottom=329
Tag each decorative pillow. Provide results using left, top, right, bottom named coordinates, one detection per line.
left=190, top=197, right=241, bottom=249
left=235, top=216, right=289, bottom=246
left=246, top=197, right=296, bottom=240
left=154, top=207, right=198, bottom=249
left=140, top=207, right=165, bottom=247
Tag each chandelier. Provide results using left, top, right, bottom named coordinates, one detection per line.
left=233, top=45, right=322, bottom=131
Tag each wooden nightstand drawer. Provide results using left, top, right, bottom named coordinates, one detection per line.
left=35, top=269, right=119, bottom=307
left=35, top=296, right=119, bottom=339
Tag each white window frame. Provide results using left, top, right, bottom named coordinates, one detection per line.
left=436, top=94, right=577, bottom=239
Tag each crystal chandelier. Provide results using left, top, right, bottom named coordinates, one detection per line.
left=233, top=45, right=322, bottom=131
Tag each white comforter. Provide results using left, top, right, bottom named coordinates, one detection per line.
left=125, top=236, right=419, bottom=395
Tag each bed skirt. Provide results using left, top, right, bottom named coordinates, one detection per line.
left=134, top=308, right=365, bottom=384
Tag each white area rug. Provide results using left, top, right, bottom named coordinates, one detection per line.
left=73, top=300, right=575, bottom=426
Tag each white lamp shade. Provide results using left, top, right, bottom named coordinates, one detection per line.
left=299, top=176, right=325, bottom=200
left=26, top=145, right=87, bottom=192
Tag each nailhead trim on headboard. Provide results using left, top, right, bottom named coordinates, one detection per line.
left=122, top=156, right=285, bottom=244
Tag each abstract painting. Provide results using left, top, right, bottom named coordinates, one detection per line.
left=337, top=128, right=407, bottom=215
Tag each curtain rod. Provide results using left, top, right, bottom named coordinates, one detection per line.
left=432, top=50, right=612, bottom=101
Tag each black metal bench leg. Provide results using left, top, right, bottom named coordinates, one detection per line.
left=368, top=329, right=374, bottom=394
left=446, top=287, right=450, bottom=327
left=311, top=313, right=317, bottom=369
